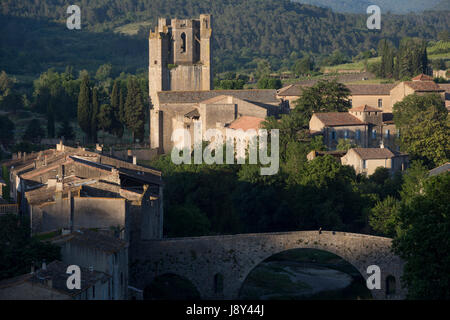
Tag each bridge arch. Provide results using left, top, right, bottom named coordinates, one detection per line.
left=238, top=248, right=373, bottom=300
left=133, top=231, right=406, bottom=300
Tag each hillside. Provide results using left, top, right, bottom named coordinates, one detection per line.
left=0, top=0, right=448, bottom=77
left=293, top=0, right=445, bottom=14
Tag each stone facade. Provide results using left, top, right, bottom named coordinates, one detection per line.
left=149, top=15, right=289, bottom=154
left=341, top=147, right=409, bottom=176
left=132, top=231, right=406, bottom=300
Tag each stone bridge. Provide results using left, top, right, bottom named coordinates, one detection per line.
left=131, top=231, right=406, bottom=300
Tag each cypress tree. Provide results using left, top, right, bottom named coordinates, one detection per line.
left=77, top=74, right=92, bottom=142
left=110, top=80, right=124, bottom=138
left=119, top=84, right=126, bottom=125
left=124, top=76, right=145, bottom=142
left=91, top=87, right=99, bottom=143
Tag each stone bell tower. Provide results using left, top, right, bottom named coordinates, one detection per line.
left=149, top=14, right=213, bottom=151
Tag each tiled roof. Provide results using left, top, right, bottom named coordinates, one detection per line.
left=404, top=81, right=444, bottom=92
left=277, top=83, right=395, bottom=97
left=277, top=84, right=313, bottom=96
left=158, top=90, right=280, bottom=104
left=429, top=163, right=450, bottom=176
left=228, top=116, right=265, bottom=131
left=313, top=112, right=365, bottom=126
left=438, top=83, right=450, bottom=93
left=346, top=84, right=395, bottom=95
left=412, top=74, right=434, bottom=81
left=351, top=148, right=395, bottom=160
left=199, top=95, right=230, bottom=104
left=29, top=260, right=110, bottom=297
left=53, top=229, right=127, bottom=254
left=350, top=105, right=382, bottom=112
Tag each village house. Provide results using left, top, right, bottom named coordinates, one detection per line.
left=309, top=104, right=397, bottom=151
left=0, top=261, right=111, bottom=300
left=51, top=229, right=129, bottom=300
left=277, top=74, right=447, bottom=112
left=341, top=146, right=409, bottom=176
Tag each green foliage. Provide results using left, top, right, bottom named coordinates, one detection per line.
left=293, top=79, right=351, bottom=128
left=393, top=173, right=450, bottom=299
left=369, top=196, right=401, bottom=237
left=0, top=115, right=15, bottom=146
left=77, top=73, right=92, bottom=140
left=0, top=214, right=61, bottom=281
left=57, top=119, right=75, bottom=141
left=91, top=87, right=100, bottom=142
left=22, top=119, right=45, bottom=143
left=393, top=94, right=449, bottom=167
left=292, top=55, right=315, bottom=76
left=257, top=78, right=282, bottom=89
left=124, top=76, right=145, bottom=142
left=336, top=139, right=355, bottom=152
left=164, top=204, right=211, bottom=237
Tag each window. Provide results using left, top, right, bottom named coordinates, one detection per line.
left=356, top=129, right=361, bottom=140
left=181, top=33, right=186, bottom=53
left=362, top=160, right=367, bottom=169
left=349, top=99, right=352, bottom=106
left=344, top=130, right=349, bottom=139
left=378, top=99, right=383, bottom=108
left=330, top=131, right=336, bottom=141
left=385, top=129, right=390, bottom=139
left=372, top=129, right=377, bottom=139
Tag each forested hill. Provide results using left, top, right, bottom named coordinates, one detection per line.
left=0, top=0, right=449, bottom=76
left=293, top=0, right=446, bottom=14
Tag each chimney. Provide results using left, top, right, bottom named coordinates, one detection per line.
left=380, top=140, right=385, bottom=149
left=133, top=156, right=137, bottom=165
left=23, top=152, right=27, bottom=161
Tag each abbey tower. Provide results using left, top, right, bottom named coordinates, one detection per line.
left=149, top=14, right=213, bottom=150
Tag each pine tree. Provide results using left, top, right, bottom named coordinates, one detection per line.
left=124, top=76, right=145, bottom=143
left=77, top=74, right=92, bottom=142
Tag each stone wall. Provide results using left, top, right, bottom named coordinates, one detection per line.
left=132, top=231, right=406, bottom=300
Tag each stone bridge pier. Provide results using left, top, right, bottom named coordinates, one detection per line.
left=131, top=231, right=406, bottom=300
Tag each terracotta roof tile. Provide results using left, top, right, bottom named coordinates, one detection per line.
left=351, top=148, right=395, bottom=160
left=346, top=84, right=395, bottom=95
left=228, top=116, right=265, bottom=131
left=158, top=90, right=280, bottom=104
left=404, top=81, right=444, bottom=92
left=313, top=112, right=365, bottom=126
left=412, top=74, right=434, bottom=81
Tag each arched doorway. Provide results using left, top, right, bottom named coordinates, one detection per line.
left=239, top=248, right=372, bottom=300
left=144, top=273, right=201, bottom=300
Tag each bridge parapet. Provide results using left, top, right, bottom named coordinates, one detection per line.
left=131, top=231, right=406, bottom=300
